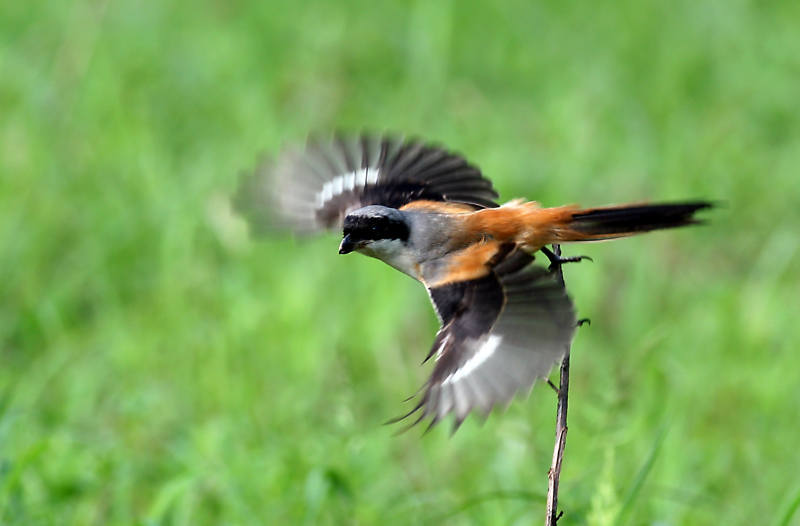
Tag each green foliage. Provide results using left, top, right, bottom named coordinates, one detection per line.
left=2, top=0, right=799, bottom=524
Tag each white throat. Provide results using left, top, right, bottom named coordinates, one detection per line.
left=358, top=239, right=420, bottom=280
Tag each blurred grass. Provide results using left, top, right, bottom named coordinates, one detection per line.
left=1, top=0, right=799, bottom=524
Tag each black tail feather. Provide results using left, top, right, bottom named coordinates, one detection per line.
left=569, top=201, right=713, bottom=238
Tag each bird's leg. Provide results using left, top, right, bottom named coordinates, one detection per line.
left=541, top=247, right=592, bottom=273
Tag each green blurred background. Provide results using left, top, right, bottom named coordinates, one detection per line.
left=2, top=0, right=799, bottom=524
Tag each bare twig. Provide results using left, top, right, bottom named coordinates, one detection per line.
left=545, top=244, right=572, bottom=526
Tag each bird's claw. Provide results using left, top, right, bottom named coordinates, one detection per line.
left=541, top=247, right=593, bottom=272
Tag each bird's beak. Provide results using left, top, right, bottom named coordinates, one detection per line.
left=339, top=234, right=356, bottom=255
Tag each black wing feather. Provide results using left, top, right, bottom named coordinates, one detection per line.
left=234, top=134, right=500, bottom=235
left=395, top=262, right=576, bottom=431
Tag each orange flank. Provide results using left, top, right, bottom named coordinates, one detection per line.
left=423, top=240, right=506, bottom=287
left=466, top=200, right=582, bottom=250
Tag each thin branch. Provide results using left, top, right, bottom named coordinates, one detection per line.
left=545, top=244, right=572, bottom=526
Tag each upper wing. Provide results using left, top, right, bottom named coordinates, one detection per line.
left=396, top=254, right=577, bottom=432
left=233, top=134, right=499, bottom=235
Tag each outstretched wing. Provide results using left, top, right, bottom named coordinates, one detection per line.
left=233, top=134, right=499, bottom=235
left=396, top=255, right=577, bottom=432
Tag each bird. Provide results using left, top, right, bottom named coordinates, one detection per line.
left=233, top=134, right=712, bottom=432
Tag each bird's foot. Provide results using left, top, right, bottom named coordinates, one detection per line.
left=541, top=247, right=592, bottom=273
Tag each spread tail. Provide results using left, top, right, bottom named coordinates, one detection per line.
left=554, top=201, right=713, bottom=242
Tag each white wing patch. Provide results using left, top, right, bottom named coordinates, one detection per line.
left=435, top=333, right=451, bottom=360
left=315, top=168, right=380, bottom=209
left=366, top=165, right=379, bottom=184
left=442, top=334, right=503, bottom=385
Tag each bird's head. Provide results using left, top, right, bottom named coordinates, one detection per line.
left=339, top=206, right=410, bottom=258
